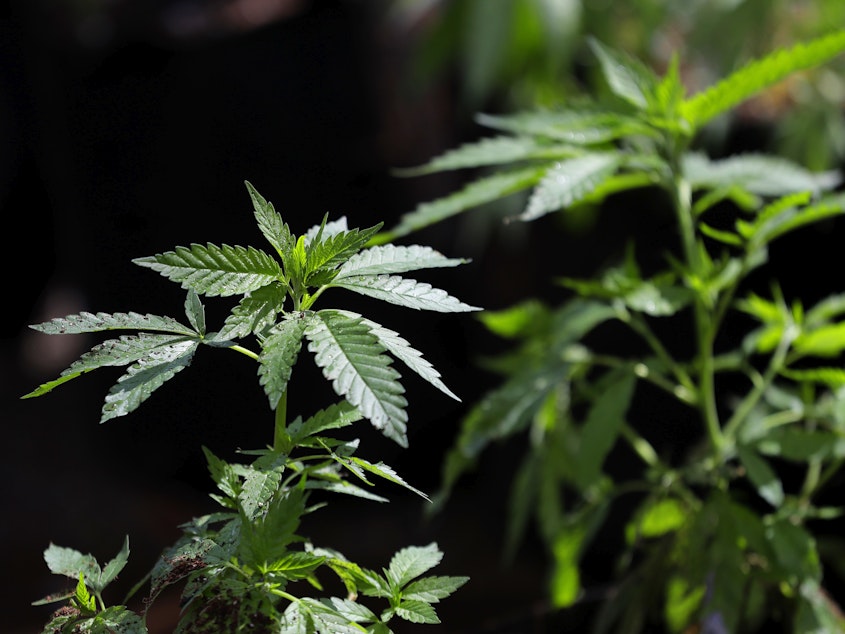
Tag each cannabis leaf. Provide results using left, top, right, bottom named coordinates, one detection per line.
left=305, top=310, right=409, bottom=446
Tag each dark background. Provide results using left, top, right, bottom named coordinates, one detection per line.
left=2, top=1, right=556, bottom=632
left=4, top=2, right=845, bottom=633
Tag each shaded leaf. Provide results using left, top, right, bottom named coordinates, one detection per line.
left=738, top=446, right=784, bottom=507
left=476, top=109, right=653, bottom=144
left=258, top=315, right=308, bottom=409
left=574, top=368, right=637, bottom=489
left=520, top=153, right=620, bottom=221
left=396, top=135, right=583, bottom=175
left=386, top=166, right=546, bottom=239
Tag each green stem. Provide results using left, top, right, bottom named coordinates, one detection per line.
left=671, top=169, right=724, bottom=453
left=722, top=327, right=793, bottom=442
left=620, top=423, right=660, bottom=468
left=274, top=390, right=289, bottom=452
left=230, top=344, right=260, bottom=361
left=627, top=314, right=697, bottom=399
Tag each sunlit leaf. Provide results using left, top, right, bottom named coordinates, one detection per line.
left=133, top=243, right=282, bottom=297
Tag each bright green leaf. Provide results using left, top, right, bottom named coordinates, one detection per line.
left=133, top=243, right=282, bottom=297
left=306, top=310, right=409, bottom=446
left=331, top=274, right=480, bottom=313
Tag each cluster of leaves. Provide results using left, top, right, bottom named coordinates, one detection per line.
left=27, top=184, right=474, bottom=632
left=397, top=30, right=845, bottom=632
left=406, top=0, right=845, bottom=169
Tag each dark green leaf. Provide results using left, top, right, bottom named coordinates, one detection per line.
left=245, top=180, right=294, bottom=258
left=387, top=166, right=546, bottom=239
left=259, top=315, right=308, bottom=409
left=520, top=153, right=620, bottom=221
left=738, top=446, right=784, bottom=507
left=574, top=368, right=636, bottom=489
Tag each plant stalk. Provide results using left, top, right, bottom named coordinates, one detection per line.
left=671, top=169, right=724, bottom=453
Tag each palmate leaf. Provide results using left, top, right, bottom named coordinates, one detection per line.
left=258, top=315, right=308, bottom=409
left=520, top=153, right=621, bottom=221
left=395, top=135, right=584, bottom=175
left=101, top=339, right=198, bottom=422
left=681, top=29, right=845, bottom=129
left=305, top=310, right=409, bottom=447
left=30, top=311, right=195, bottom=336
left=133, top=243, right=281, bottom=297
left=331, top=275, right=480, bottom=313
left=384, top=165, right=546, bottom=240
left=245, top=180, right=294, bottom=258
left=23, top=333, right=196, bottom=398
left=335, top=245, right=467, bottom=279
left=335, top=310, right=459, bottom=400
left=683, top=152, right=840, bottom=197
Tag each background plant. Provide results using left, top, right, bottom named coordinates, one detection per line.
left=387, top=29, right=845, bottom=632
left=401, top=0, right=845, bottom=170
left=24, top=182, right=476, bottom=633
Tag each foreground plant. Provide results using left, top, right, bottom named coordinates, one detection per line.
left=25, top=183, right=476, bottom=633
left=392, top=30, right=845, bottom=632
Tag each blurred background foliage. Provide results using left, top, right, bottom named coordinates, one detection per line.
left=396, top=0, right=845, bottom=170
left=5, top=1, right=845, bottom=632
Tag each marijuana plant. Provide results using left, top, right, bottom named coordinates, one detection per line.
left=25, top=182, right=476, bottom=633
left=390, top=30, right=845, bottom=632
